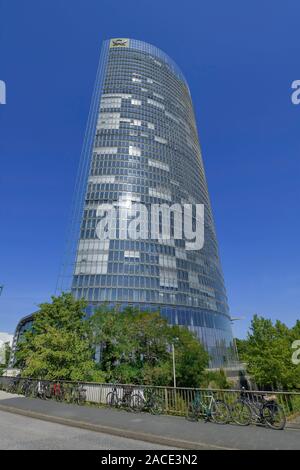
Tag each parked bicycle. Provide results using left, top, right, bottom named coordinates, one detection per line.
left=130, top=388, right=165, bottom=414
left=231, top=388, right=286, bottom=430
left=20, top=379, right=37, bottom=397
left=186, top=391, right=230, bottom=424
left=106, top=385, right=135, bottom=410
left=50, top=382, right=65, bottom=402
left=6, top=378, right=20, bottom=394
left=70, top=384, right=87, bottom=405
left=35, top=380, right=51, bottom=400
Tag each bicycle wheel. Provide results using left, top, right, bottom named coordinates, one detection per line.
left=231, top=400, right=252, bottom=426
left=210, top=400, right=230, bottom=424
left=262, top=402, right=286, bottom=430
left=44, top=385, right=51, bottom=399
left=106, top=391, right=118, bottom=407
left=31, top=384, right=39, bottom=398
left=40, top=389, right=47, bottom=400
left=150, top=396, right=164, bottom=415
left=78, top=389, right=87, bottom=405
left=24, top=384, right=32, bottom=397
left=118, top=392, right=131, bottom=410
left=130, top=394, right=144, bottom=412
left=64, top=386, right=73, bottom=403
left=186, top=403, right=200, bottom=421
left=55, top=386, right=64, bottom=402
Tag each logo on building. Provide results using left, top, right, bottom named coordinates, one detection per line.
left=0, top=80, right=6, bottom=105
left=110, top=38, right=130, bottom=48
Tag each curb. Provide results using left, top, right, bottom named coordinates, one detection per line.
left=0, top=403, right=236, bottom=450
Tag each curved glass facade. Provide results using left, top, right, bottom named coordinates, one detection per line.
left=68, top=38, right=237, bottom=367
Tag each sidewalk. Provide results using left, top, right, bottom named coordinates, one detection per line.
left=0, top=391, right=299, bottom=450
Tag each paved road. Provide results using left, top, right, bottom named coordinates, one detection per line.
left=0, top=391, right=299, bottom=450
left=0, top=410, right=175, bottom=450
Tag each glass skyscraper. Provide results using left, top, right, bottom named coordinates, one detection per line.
left=11, top=39, right=237, bottom=368
left=66, top=38, right=237, bottom=367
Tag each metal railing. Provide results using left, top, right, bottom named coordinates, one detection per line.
left=1, top=376, right=299, bottom=427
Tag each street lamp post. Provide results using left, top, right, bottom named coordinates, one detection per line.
left=0, top=285, right=3, bottom=296
left=230, top=315, right=245, bottom=364
left=172, top=343, right=176, bottom=389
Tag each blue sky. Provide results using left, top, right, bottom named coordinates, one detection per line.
left=0, top=0, right=299, bottom=338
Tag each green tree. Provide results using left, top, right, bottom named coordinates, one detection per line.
left=5, top=342, right=11, bottom=366
left=171, top=325, right=209, bottom=387
left=238, top=315, right=300, bottom=390
left=0, top=342, right=12, bottom=375
left=16, top=293, right=103, bottom=381
left=200, top=368, right=232, bottom=389
left=89, top=306, right=172, bottom=384
left=89, top=306, right=209, bottom=386
left=235, top=338, right=248, bottom=361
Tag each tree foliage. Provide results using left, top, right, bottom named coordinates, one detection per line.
left=15, top=296, right=209, bottom=386
left=89, top=305, right=209, bottom=386
left=170, top=325, right=209, bottom=387
left=16, top=293, right=103, bottom=381
left=0, top=342, right=12, bottom=375
left=200, top=368, right=232, bottom=389
left=236, top=315, right=300, bottom=390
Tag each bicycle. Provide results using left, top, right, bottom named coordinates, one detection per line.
left=106, top=385, right=134, bottom=410
left=6, top=378, right=20, bottom=394
left=20, top=379, right=37, bottom=397
left=130, top=388, right=165, bottom=414
left=36, top=381, right=51, bottom=400
left=186, top=391, right=230, bottom=424
left=50, top=382, right=65, bottom=402
left=231, top=389, right=286, bottom=430
left=69, top=384, right=87, bottom=405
